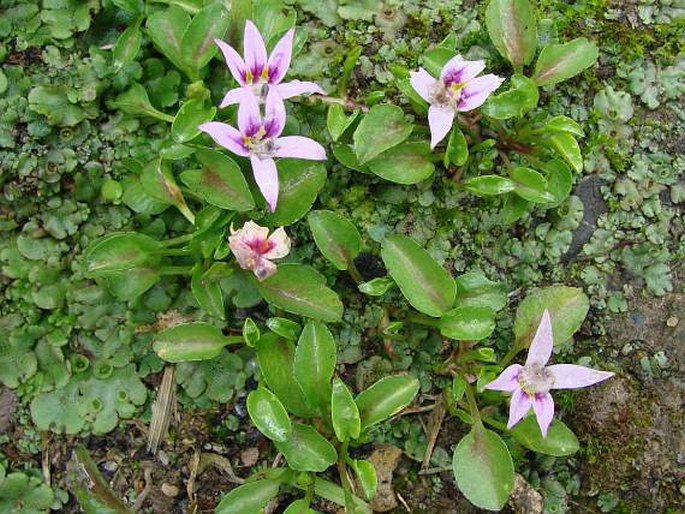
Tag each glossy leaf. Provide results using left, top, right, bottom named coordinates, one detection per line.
left=258, top=264, right=344, bottom=322
left=242, top=318, right=260, bottom=347
left=510, top=167, right=555, bottom=204
left=422, top=47, right=455, bottom=77
left=104, top=267, right=161, bottom=301
left=84, top=232, right=161, bottom=275
left=266, top=317, right=302, bottom=341
left=482, top=74, right=538, bottom=119
left=171, top=99, right=215, bottom=143
left=255, top=333, right=314, bottom=418
left=283, top=499, right=315, bottom=514
left=355, top=374, right=419, bottom=429
left=111, top=83, right=173, bottom=122
left=140, top=158, right=194, bottom=223
left=533, top=37, right=599, bottom=86
left=294, top=322, right=336, bottom=415
left=153, top=322, right=236, bottom=362
left=353, top=105, right=412, bottom=164
left=455, top=272, right=507, bottom=312
left=381, top=234, right=456, bottom=317
left=215, top=479, right=280, bottom=514
left=452, top=426, right=514, bottom=510
left=543, top=159, right=573, bottom=207
left=331, top=378, right=361, bottom=442
left=485, top=0, right=537, bottom=69
left=263, top=160, right=327, bottom=226
left=351, top=459, right=377, bottom=501
left=510, top=416, right=580, bottom=456
left=544, top=115, right=585, bottom=137
left=444, top=126, right=468, bottom=167
left=358, top=277, right=395, bottom=297
left=180, top=3, right=230, bottom=79
left=308, top=210, right=362, bottom=270
left=514, top=286, right=589, bottom=346
left=547, top=132, right=583, bottom=173
left=146, top=6, right=189, bottom=75
left=191, top=264, right=225, bottom=319
left=113, top=24, right=142, bottom=69
left=499, top=192, right=530, bottom=226
left=327, top=104, right=360, bottom=142
left=332, top=144, right=370, bottom=173
left=181, top=149, right=255, bottom=211
left=464, top=175, right=515, bottom=196
left=275, top=423, right=338, bottom=472
left=247, top=387, right=292, bottom=442
left=366, top=142, right=435, bottom=184
left=439, top=306, right=496, bottom=341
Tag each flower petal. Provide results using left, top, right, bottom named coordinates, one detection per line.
left=440, top=55, right=485, bottom=86
left=274, top=136, right=327, bottom=160
left=237, top=220, right=269, bottom=241
left=219, top=87, right=251, bottom=108
left=427, top=104, right=454, bottom=149
left=485, top=364, right=523, bottom=392
left=507, top=389, right=532, bottom=429
left=237, top=89, right=263, bottom=136
left=263, top=227, right=291, bottom=260
left=267, top=27, right=294, bottom=84
left=254, top=257, right=278, bottom=281
left=457, top=74, right=504, bottom=111
left=548, top=364, right=614, bottom=390
left=409, top=67, right=437, bottom=102
left=198, top=122, right=249, bottom=157
left=525, top=309, right=554, bottom=367
left=214, top=38, right=247, bottom=85
left=250, top=155, right=279, bottom=212
left=275, top=80, right=326, bottom=99
left=532, top=392, right=555, bottom=437
left=264, top=87, right=286, bottom=138
left=243, top=20, right=268, bottom=80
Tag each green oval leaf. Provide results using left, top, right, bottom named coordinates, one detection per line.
left=381, top=234, right=456, bottom=317
left=153, top=322, right=235, bottom=362
left=355, top=374, right=419, bottom=429
left=485, top=0, right=537, bottom=69
left=180, top=4, right=230, bottom=79
left=455, top=272, right=507, bottom=312
left=533, top=37, right=599, bottom=86
left=146, top=6, right=190, bottom=76
left=247, top=387, right=292, bottom=442
left=351, top=459, right=377, bottom=501
left=308, top=210, right=362, bottom=270
left=514, top=286, right=589, bottom=347
left=263, top=160, right=327, bottom=226
left=140, top=158, right=194, bottom=223
left=358, top=277, right=395, bottom=297
left=215, top=479, right=280, bottom=514
left=439, top=306, right=496, bottom=341
left=104, top=267, right=161, bottom=301
left=353, top=105, right=412, bottom=164
left=294, top=322, right=336, bottom=415
left=182, top=149, right=255, bottom=211
left=111, top=83, right=173, bottom=122
left=171, top=99, right=215, bottom=143
left=366, top=142, right=435, bottom=184
left=482, top=74, right=539, bottom=120
left=464, top=175, right=515, bottom=196
left=452, top=426, right=514, bottom=510
left=331, top=378, right=361, bottom=442
left=510, top=416, right=580, bottom=456
left=113, top=24, right=142, bottom=69
left=255, top=333, right=314, bottom=418
left=191, top=264, right=225, bottom=319
left=542, top=159, right=573, bottom=207
left=510, top=167, right=555, bottom=204
left=84, top=232, right=161, bottom=275
left=327, top=104, right=360, bottom=142
left=266, top=317, right=302, bottom=341
left=544, top=115, right=585, bottom=137
left=444, top=126, right=468, bottom=167
left=275, top=423, right=338, bottom=472
left=258, top=264, right=344, bottom=322
left=547, top=132, right=583, bottom=173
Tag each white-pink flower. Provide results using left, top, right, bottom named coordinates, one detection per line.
left=215, top=20, right=325, bottom=107
left=228, top=221, right=291, bottom=281
left=485, top=309, right=614, bottom=437
left=198, top=88, right=326, bottom=212
left=410, top=55, right=504, bottom=148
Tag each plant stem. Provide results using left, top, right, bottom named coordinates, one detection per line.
left=157, top=248, right=191, bottom=257
left=336, top=441, right=355, bottom=509
left=464, top=383, right=483, bottom=428
left=482, top=415, right=507, bottom=432
left=161, top=233, right=193, bottom=247
left=407, top=312, right=441, bottom=327
left=499, top=343, right=523, bottom=368
left=348, top=259, right=363, bottom=284
left=158, top=265, right=194, bottom=276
